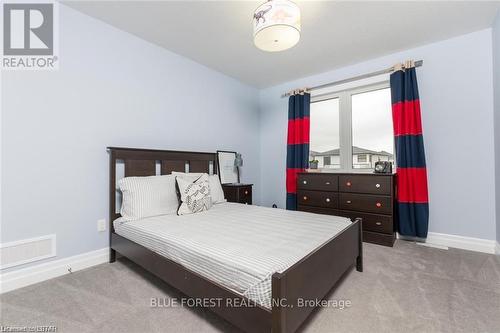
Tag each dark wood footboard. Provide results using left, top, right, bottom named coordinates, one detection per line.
left=271, top=218, right=362, bottom=333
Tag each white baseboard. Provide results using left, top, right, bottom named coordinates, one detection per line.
left=0, top=247, right=109, bottom=294
left=425, top=232, right=497, bottom=254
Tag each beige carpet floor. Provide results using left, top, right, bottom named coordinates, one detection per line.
left=1, top=240, right=500, bottom=333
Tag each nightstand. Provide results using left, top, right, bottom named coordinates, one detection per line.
left=222, top=184, right=253, bottom=205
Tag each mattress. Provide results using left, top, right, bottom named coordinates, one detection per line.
left=114, top=203, right=352, bottom=309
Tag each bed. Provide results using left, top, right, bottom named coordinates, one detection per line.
left=108, top=147, right=362, bottom=333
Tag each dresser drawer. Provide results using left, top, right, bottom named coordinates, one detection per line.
left=339, top=175, right=391, bottom=195
left=339, top=193, right=392, bottom=214
left=337, top=210, right=393, bottom=234
left=297, top=190, right=338, bottom=209
left=363, top=231, right=395, bottom=247
left=297, top=174, right=338, bottom=191
left=238, top=186, right=252, bottom=204
left=297, top=205, right=340, bottom=217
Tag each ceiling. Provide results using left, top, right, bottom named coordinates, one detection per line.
left=64, top=1, right=500, bottom=88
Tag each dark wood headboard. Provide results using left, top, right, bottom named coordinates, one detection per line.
left=107, top=147, right=217, bottom=231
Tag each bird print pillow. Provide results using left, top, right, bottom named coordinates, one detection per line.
left=176, top=174, right=212, bottom=215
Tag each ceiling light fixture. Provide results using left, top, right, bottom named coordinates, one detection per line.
left=253, top=0, right=301, bottom=52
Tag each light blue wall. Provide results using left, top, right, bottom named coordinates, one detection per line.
left=259, top=29, right=496, bottom=241
left=1, top=5, right=261, bottom=271
left=493, top=10, right=500, bottom=244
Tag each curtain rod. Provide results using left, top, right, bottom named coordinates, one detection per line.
left=281, top=60, right=423, bottom=98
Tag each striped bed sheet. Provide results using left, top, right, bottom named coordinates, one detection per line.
left=114, top=202, right=352, bottom=309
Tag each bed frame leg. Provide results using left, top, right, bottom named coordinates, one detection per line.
left=356, top=255, right=363, bottom=272
left=356, top=218, right=363, bottom=272
left=110, top=248, right=116, bottom=263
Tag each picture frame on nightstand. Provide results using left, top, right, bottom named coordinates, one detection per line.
left=217, top=150, right=239, bottom=184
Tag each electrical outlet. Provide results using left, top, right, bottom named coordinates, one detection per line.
left=97, top=219, right=106, bottom=232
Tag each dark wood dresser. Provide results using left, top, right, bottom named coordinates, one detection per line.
left=222, top=184, right=253, bottom=205
left=297, top=172, right=396, bottom=247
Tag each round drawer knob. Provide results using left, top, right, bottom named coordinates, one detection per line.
left=346, top=182, right=352, bottom=187
left=325, top=198, right=331, bottom=203
left=303, top=180, right=307, bottom=184
left=346, top=200, right=352, bottom=204
left=375, top=183, right=381, bottom=188
left=303, top=196, right=308, bottom=200
left=244, top=190, right=248, bottom=195
left=325, top=181, right=331, bottom=185
left=376, top=202, right=382, bottom=208
left=375, top=222, right=382, bottom=226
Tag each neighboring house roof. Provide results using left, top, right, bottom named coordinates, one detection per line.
left=310, top=146, right=393, bottom=157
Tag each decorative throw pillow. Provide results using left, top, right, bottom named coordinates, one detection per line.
left=172, top=172, right=226, bottom=204
left=176, top=175, right=213, bottom=215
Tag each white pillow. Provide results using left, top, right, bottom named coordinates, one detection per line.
left=119, top=175, right=178, bottom=222
left=207, top=175, right=226, bottom=204
left=172, top=172, right=226, bottom=204
left=176, top=174, right=212, bottom=215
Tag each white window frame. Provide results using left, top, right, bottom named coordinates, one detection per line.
left=310, top=81, right=391, bottom=172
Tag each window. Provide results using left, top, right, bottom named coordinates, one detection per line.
left=352, top=88, right=394, bottom=169
left=309, top=98, right=340, bottom=169
left=310, top=83, right=394, bottom=171
left=357, top=154, right=367, bottom=163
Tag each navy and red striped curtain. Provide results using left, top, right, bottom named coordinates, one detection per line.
left=286, top=93, right=310, bottom=210
left=390, top=65, right=429, bottom=238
